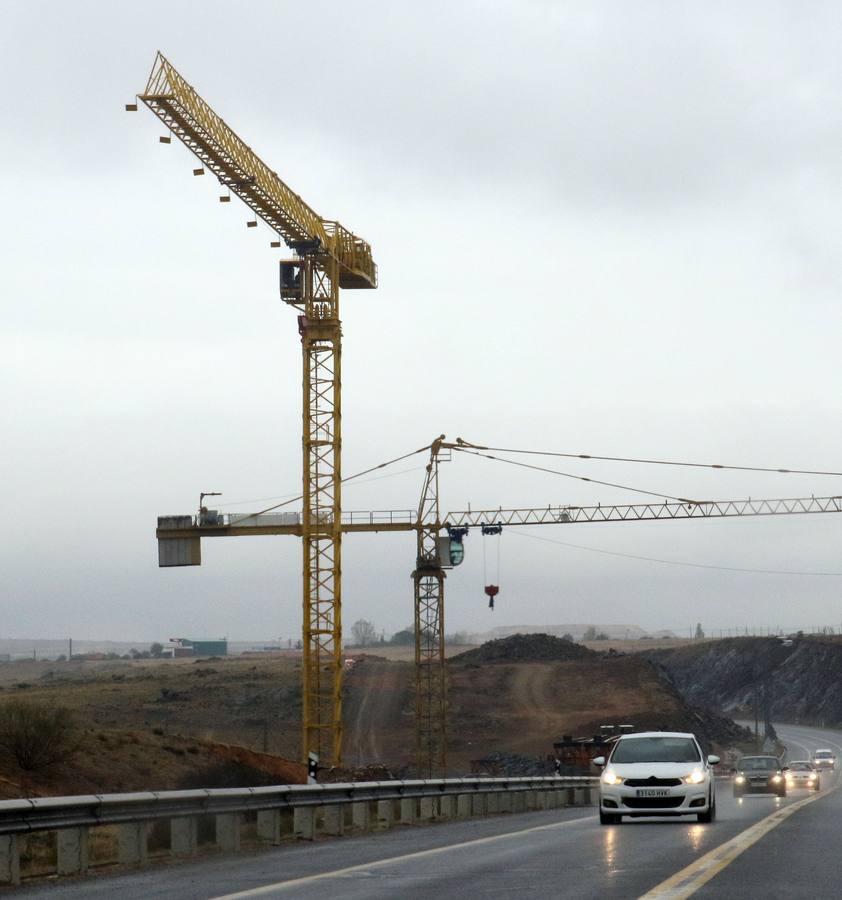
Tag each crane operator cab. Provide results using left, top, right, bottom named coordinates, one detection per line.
left=280, top=261, right=303, bottom=301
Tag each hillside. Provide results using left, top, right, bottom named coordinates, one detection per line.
left=344, top=635, right=748, bottom=774
left=0, top=655, right=306, bottom=798
left=0, top=637, right=750, bottom=795
left=646, top=636, right=842, bottom=726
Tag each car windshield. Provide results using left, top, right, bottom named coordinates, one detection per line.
left=611, top=737, right=700, bottom=764
left=815, top=751, right=833, bottom=759
left=789, top=763, right=811, bottom=771
left=739, top=757, right=778, bottom=771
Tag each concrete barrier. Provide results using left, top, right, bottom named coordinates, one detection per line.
left=257, top=809, right=282, bottom=845
left=171, top=817, right=198, bottom=857
left=216, top=813, right=241, bottom=852
left=118, top=822, right=148, bottom=865
left=294, top=806, right=315, bottom=841
left=419, top=796, right=436, bottom=822
left=377, top=798, right=394, bottom=830
left=321, top=805, right=344, bottom=837
left=352, top=801, right=370, bottom=833
left=0, top=835, right=19, bottom=887
left=400, top=797, right=416, bottom=825
left=57, top=827, right=88, bottom=876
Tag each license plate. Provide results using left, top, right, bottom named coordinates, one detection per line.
left=636, top=789, right=669, bottom=798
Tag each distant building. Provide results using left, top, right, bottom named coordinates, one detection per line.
left=168, top=637, right=228, bottom=657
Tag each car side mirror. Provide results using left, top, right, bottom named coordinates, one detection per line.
left=592, top=756, right=606, bottom=767
left=782, top=766, right=789, bottom=771
left=707, top=755, right=720, bottom=766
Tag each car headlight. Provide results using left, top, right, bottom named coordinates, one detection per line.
left=808, top=776, right=816, bottom=782
left=601, top=770, right=622, bottom=785
left=735, top=775, right=746, bottom=783
left=684, top=770, right=706, bottom=785
left=772, top=775, right=782, bottom=783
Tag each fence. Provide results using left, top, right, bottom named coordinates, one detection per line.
left=0, top=775, right=596, bottom=885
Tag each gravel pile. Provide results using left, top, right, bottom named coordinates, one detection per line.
left=320, top=763, right=396, bottom=783
left=470, top=751, right=555, bottom=776
left=452, top=633, right=594, bottom=664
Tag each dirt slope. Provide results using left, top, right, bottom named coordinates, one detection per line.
left=342, top=636, right=748, bottom=774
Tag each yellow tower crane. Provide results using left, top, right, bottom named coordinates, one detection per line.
left=131, top=56, right=842, bottom=780
left=129, top=53, right=376, bottom=767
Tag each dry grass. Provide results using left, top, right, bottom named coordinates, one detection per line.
left=0, top=641, right=720, bottom=794
left=0, top=655, right=305, bottom=798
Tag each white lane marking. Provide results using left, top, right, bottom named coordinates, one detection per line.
left=210, top=813, right=594, bottom=898
left=639, top=782, right=836, bottom=899
left=780, top=734, right=811, bottom=760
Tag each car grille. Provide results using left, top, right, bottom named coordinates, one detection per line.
left=623, top=797, right=684, bottom=809
left=624, top=778, right=682, bottom=787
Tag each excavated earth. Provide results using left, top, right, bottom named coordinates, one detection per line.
left=343, top=634, right=748, bottom=774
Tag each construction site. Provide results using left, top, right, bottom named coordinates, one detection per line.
left=6, top=9, right=842, bottom=895
left=75, top=52, right=833, bottom=785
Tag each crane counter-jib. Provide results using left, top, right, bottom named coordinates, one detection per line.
left=137, top=52, right=376, bottom=289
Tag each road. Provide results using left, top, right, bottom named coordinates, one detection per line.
left=14, top=723, right=842, bottom=899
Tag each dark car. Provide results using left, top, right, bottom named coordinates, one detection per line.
left=733, top=756, right=786, bottom=797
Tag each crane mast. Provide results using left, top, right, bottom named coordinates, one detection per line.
left=134, top=53, right=376, bottom=767
left=413, top=437, right=449, bottom=776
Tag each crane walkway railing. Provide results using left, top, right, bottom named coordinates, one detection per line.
left=0, top=776, right=596, bottom=885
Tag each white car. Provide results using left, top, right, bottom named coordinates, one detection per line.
left=812, top=749, right=836, bottom=770
left=594, top=731, right=719, bottom=825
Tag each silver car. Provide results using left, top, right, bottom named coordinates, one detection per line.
left=785, top=760, right=820, bottom=791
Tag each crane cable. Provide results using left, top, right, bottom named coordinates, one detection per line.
left=224, top=443, right=433, bottom=519
left=455, top=440, right=842, bottom=478
left=481, top=532, right=502, bottom=586
left=453, top=447, right=700, bottom=504
left=216, top=465, right=426, bottom=509
left=510, top=529, right=842, bottom=577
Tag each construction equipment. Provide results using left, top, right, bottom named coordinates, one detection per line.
left=131, top=59, right=842, bottom=779
left=130, top=52, right=375, bottom=767
left=156, top=432, right=842, bottom=775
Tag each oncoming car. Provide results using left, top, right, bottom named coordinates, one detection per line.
left=733, top=756, right=786, bottom=797
left=594, top=731, right=719, bottom=826
left=784, top=761, right=820, bottom=791
left=812, top=749, right=836, bottom=771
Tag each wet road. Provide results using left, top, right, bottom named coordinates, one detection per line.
left=14, top=723, right=840, bottom=899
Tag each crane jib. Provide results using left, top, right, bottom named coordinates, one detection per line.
left=137, top=52, right=376, bottom=289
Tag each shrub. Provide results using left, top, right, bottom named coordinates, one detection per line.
left=0, top=701, right=78, bottom=771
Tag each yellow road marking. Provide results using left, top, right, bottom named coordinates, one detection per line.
left=211, top=813, right=594, bottom=898
left=640, top=787, right=834, bottom=899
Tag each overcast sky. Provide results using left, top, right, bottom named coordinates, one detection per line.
left=3, top=1, right=842, bottom=643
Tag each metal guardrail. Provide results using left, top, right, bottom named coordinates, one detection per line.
left=0, top=776, right=596, bottom=885
left=0, top=776, right=595, bottom=836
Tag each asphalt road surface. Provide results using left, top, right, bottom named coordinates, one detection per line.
left=14, top=723, right=842, bottom=899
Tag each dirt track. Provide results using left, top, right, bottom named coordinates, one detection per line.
left=343, top=660, right=412, bottom=769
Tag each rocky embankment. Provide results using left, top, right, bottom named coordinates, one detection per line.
left=646, top=636, right=842, bottom=726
